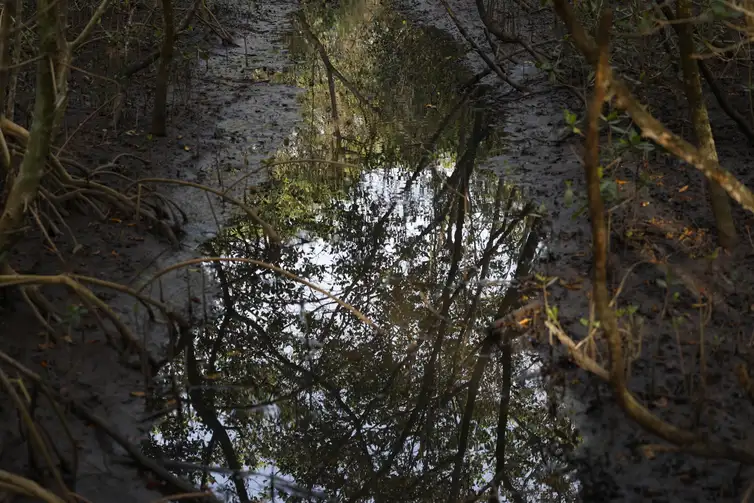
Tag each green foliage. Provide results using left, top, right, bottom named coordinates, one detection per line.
left=563, top=108, right=582, bottom=136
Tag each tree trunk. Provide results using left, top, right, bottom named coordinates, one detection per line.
left=151, top=0, right=174, bottom=136
left=0, top=0, right=57, bottom=258
left=677, top=0, right=737, bottom=249
left=0, top=0, right=14, bottom=171
left=50, top=0, right=69, bottom=139
left=4, top=0, right=20, bottom=121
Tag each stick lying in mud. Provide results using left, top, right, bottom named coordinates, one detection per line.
left=551, top=0, right=754, bottom=215
left=0, top=350, right=221, bottom=503
left=546, top=6, right=754, bottom=468
left=0, top=470, right=67, bottom=503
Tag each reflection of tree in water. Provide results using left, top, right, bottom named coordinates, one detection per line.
left=279, top=0, right=506, bottom=166
left=144, top=1, right=581, bottom=502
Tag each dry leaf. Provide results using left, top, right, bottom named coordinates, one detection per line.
left=559, top=278, right=583, bottom=290
left=130, top=391, right=146, bottom=397
left=678, top=185, right=689, bottom=193
left=640, top=444, right=656, bottom=460
left=652, top=396, right=668, bottom=408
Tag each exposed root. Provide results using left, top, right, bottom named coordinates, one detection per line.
left=0, top=350, right=220, bottom=503
left=0, top=470, right=66, bottom=503
left=128, top=178, right=279, bottom=243
left=20, top=286, right=61, bottom=338
left=0, top=268, right=190, bottom=371
left=0, top=117, right=183, bottom=247
left=0, top=367, right=69, bottom=501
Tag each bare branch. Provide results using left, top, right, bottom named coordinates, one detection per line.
left=552, top=0, right=754, bottom=215
left=69, top=0, right=111, bottom=50
left=439, top=0, right=527, bottom=93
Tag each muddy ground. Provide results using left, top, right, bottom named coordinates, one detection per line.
left=3, top=0, right=754, bottom=501
left=0, top=1, right=301, bottom=501
left=406, top=0, right=754, bottom=502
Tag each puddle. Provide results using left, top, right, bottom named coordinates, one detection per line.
left=144, top=1, right=582, bottom=501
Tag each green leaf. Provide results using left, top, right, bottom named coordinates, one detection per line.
left=564, top=180, right=574, bottom=208
left=564, top=109, right=577, bottom=125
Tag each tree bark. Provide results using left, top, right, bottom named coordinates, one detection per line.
left=551, top=0, right=754, bottom=217
left=0, top=0, right=57, bottom=258
left=677, top=0, right=737, bottom=249
left=151, top=0, right=175, bottom=136
left=4, top=0, right=19, bottom=121
left=0, top=1, right=14, bottom=170
left=51, top=0, right=112, bottom=139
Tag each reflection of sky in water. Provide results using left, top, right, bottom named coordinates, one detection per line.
left=150, top=162, right=563, bottom=501
left=147, top=0, right=582, bottom=496
left=290, top=164, right=513, bottom=303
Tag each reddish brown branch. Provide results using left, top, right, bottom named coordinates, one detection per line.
left=552, top=0, right=754, bottom=215
left=573, top=4, right=754, bottom=465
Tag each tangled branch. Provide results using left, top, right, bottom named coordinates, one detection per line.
left=552, top=0, right=754, bottom=215
left=546, top=5, right=754, bottom=468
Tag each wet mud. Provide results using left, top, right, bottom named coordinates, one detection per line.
left=407, top=1, right=754, bottom=502
left=4, top=0, right=754, bottom=502
left=0, top=1, right=302, bottom=501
